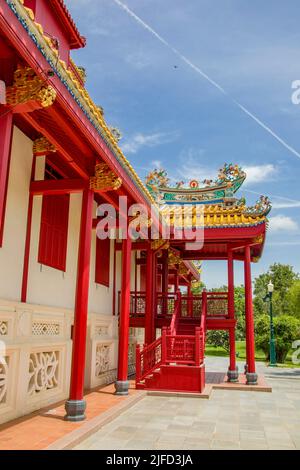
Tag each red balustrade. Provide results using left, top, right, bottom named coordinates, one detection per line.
left=156, top=293, right=177, bottom=318
left=206, top=292, right=229, bottom=317
left=136, top=337, right=162, bottom=382
left=179, top=295, right=202, bottom=318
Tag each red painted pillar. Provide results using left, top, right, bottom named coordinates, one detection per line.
left=145, top=247, right=154, bottom=345
left=174, top=268, right=179, bottom=293
left=227, top=250, right=238, bottom=382
left=187, top=281, right=192, bottom=317
left=161, top=250, right=169, bottom=294
left=244, top=245, right=257, bottom=385
left=115, top=235, right=132, bottom=395
left=0, top=110, right=13, bottom=246
left=21, top=157, right=36, bottom=303
left=161, top=250, right=169, bottom=316
left=65, top=189, right=94, bottom=421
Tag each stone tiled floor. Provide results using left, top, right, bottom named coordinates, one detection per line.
left=75, top=358, right=300, bottom=450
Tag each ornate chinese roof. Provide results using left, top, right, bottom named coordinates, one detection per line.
left=146, top=163, right=246, bottom=205
left=146, top=163, right=271, bottom=229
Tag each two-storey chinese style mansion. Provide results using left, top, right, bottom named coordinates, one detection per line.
left=0, top=0, right=271, bottom=424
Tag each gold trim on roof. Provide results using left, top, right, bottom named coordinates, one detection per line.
left=161, top=204, right=267, bottom=228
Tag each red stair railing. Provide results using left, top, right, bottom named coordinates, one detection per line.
left=136, top=337, right=162, bottom=383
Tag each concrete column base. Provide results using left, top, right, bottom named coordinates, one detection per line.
left=227, top=366, right=239, bottom=383
left=246, top=372, right=258, bottom=385
left=64, top=399, right=86, bottom=422
left=114, top=380, right=129, bottom=396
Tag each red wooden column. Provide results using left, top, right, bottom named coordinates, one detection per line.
left=161, top=250, right=169, bottom=316
left=227, top=250, right=238, bottom=382
left=174, top=267, right=179, bottom=293
left=145, top=246, right=154, bottom=345
left=115, top=234, right=132, bottom=395
left=244, top=245, right=258, bottom=385
left=0, top=110, right=13, bottom=246
left=65, top=188, right=94, bottom=421
left=187, top=280, right=192, bottom=317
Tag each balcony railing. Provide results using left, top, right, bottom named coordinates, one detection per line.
left=118, top=290, right=229, bottom=320
left=206, top=292, right=229, bottom=317
left=179, top=295, right=202, bottom=318
left=118, top=291, right=178, bottom=318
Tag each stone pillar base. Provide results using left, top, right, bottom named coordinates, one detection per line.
left=115, top=380, right=129, bottom=396
left=64, top=399, right=86, bottom=422
left=246, top=372, right=258, bottom=385
left=227, top=366, right=239, bottom=383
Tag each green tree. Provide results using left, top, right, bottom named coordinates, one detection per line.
left=206, top=330, right=229, bottom=352
left=191, top=281, right=206, bottom=295
left=255, top=314, right=300, bottom=363
left=254, top=263, right=299, bottom=317
left=287, top=280, right=300, bottom=318
left=234, top=285, right=246, bottom=339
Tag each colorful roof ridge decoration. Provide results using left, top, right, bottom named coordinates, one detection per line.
left=7, top=0, right=156, bottom=206
left=146, top=163, right=246, bottom=205
left=160, top=200, right=271, bottom=229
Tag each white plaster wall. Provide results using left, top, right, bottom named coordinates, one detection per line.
left=0, top=126, right=32, bottom=301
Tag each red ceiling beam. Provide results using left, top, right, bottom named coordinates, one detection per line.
left=30, top=178, right=88, bottom=195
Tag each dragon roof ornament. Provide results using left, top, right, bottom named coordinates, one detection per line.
left=146, top=163, right=246, bottom=205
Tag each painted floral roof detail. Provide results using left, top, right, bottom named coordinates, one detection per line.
left=146, top=164, right=271, bottom=222
left=146, top=163, right=246, bottom=205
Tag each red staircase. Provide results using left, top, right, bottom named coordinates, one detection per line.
left=136, top=293, right=207, bottom=393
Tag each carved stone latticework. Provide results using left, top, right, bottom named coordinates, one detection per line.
left=0, top=322, right=8, bottom=336
left=33, top=137, right=56, bottom=156
left=0, top=357, right=9, bottom=404
left=95, top=344, right=110, bottom=377
left=90, top=163, right=122, bottom=192
left=32, top=323, right=60, bottom=336
left=95, top=325, right=109, bottom=337
left=6, top=65, right=56, bottom=111
left=28, top=351, right=59, bottom=396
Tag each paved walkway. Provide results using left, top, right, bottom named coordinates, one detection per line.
left=75, top=358, right=300, bottom=450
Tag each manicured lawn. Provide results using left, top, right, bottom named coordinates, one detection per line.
left=205, top=340, right=300, bottom=368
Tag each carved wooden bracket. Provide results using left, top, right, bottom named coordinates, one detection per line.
left=33, top=137, right=56, bottom=156
left=6, top=65, right=56, bottom=113
left=90, top=163, right=122, bottom=192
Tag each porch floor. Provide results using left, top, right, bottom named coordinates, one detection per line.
left=0, top=381, right=143, bottom=450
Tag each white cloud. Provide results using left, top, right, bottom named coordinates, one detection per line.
left=243, top=164, right=278, bottom=185
left=268, top=214, right=299, bottom=233
left=121, top=131, right=179, bottom=154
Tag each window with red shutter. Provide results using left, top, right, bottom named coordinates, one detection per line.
left=38, top=194, right=70, bottom=271
left=95, top=237, right=110, bottom=287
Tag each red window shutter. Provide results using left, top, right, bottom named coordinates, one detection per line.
left=95, top=237, right=110, bottom=287
left=38, top=194, right=70, bottom=271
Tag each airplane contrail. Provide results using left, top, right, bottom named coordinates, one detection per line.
left=113, top=0, right=300, bottom=161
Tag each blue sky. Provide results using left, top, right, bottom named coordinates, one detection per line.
left=66, top=0, right=300, bottom=288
